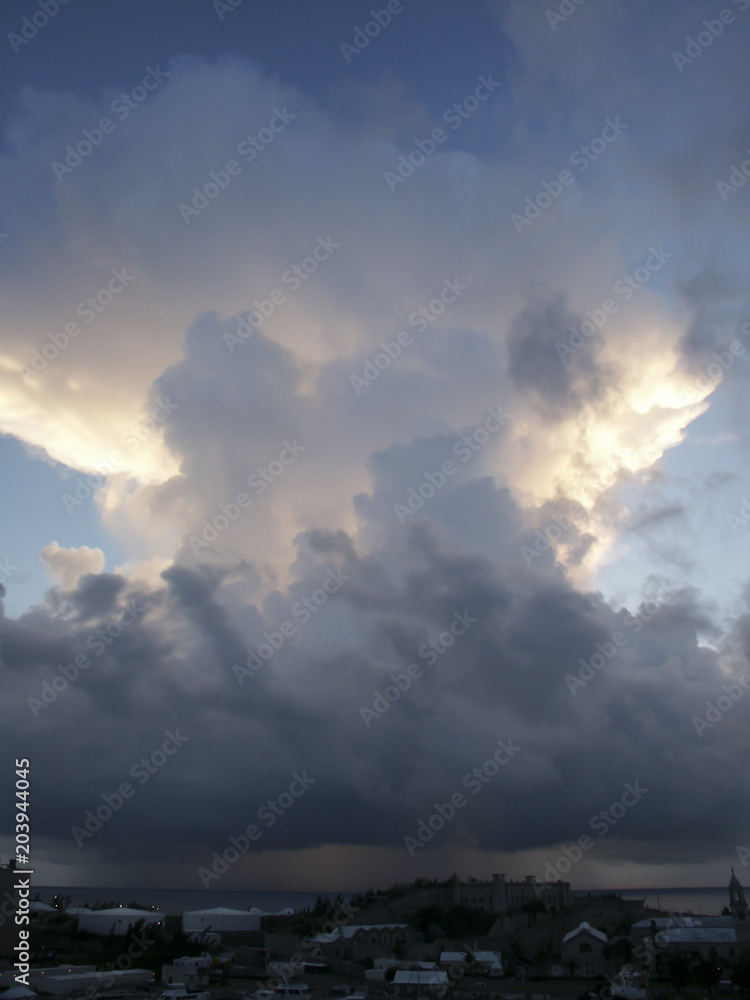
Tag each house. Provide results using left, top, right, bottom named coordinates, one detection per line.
left=560, top=921, right=609, bottom=978
left=439, top=951, right=468, bottom=968
left=0, top=863, right=19, bottom=959
left=473, top=951, right=503, bottom=977
left=637, top=871, right=750, bottom=971
left=365, top=959, right=434, bottom=982
left=393, top=970, right=448, bottom=995
left=161, top=964, right=208, bottom=987
left=310, top=923, right=413, bottom=962
left=644, top=927, right=738, bottom=970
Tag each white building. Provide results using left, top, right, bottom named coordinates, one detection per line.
left=0, top=966, right=95, bottom=989
left=561, top=921, right=609, bottom=978
left=473, top=951, right=504, bottom=976
left=393, top=971, right=448, bottom=995
left=40, top=969, right=154, bottom=994
left=439, top=951, right=502, bottom=975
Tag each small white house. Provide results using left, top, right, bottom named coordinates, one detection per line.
left=561, top=921, right=609, bottom=979
left=42, top=969, right=153, bottom=994
left=473, top=951, right=503, bottom=977
left=393, top=971, right=448, bottom=995
left=161, top=963, right=208, bottom=987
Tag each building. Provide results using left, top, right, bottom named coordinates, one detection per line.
left=39, top=969, right=154, bottom=994
left=650, top=927, right=738, bottom=968
left=182, top=906, right=261, bottom=945
left=560, top=921, right=609, bottom=979
left=393, top=970, right=448, bottom=995
left=0, top=863, right=19, bottom=960
left=637, top=872, right=750, bottom=972
left=366, top=959, right=435, bottom=982
left=439, top=951, right=503, bottom=976
left=473, top=951, right=504, bottom=976
left=0, top=966, right=96, bottom=989
left=730, top=868, right=750, bottom=943
left=161, top=964, right=209, bottom=987
left=311, top=923, right=413, bottom=962
left=453, top=874, right=570, bottom=914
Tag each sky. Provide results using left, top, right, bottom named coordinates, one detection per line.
left=1, top=0, right=750, bottom=894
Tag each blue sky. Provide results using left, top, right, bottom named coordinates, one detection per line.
left=1, top=0, right=750, bottom=893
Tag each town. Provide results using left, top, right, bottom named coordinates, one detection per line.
left=2, top=868, right=749, bottom=1000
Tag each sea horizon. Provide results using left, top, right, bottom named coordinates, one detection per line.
left=32, top=884, right=732, bottom=918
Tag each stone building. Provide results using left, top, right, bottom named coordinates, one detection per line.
left=311, top=923, right=414, bottom=962
left=453, top=874, right=570, bottom=914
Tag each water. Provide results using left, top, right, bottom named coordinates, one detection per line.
left=34, top=885, right=730, bottom=917
left=576, top=886, right=729, bottom=916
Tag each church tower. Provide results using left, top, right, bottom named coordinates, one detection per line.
left=730, top=869, right=750, bottom=944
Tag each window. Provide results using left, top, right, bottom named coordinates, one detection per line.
left=579, top=943, right=592, bottom=954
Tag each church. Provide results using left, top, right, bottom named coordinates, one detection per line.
left=631, top=871, right=750, bottom=971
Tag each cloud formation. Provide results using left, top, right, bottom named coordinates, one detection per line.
left=1, top=0, right=749, bottom=888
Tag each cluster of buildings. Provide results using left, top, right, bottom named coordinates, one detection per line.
left=452, top=873, right=571, bottom=914
left=3, top=869, right=750, bottom=994
left=557, top=873, right=750, bottom=979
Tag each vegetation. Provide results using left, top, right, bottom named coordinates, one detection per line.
left=733, top=949, right=750, bottom=991
left=666, top=951, right=693, bottom=995
left=409, top=904, right=495, bottom=941
left=694, top=957, right=721, bottom=996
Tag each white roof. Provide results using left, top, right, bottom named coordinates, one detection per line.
left=184, top=907, right=251, bottom=915
left=474, top=952, right=503, bottom=965
left=86, top=907, right=161, bottom=916
left=46, top=970, right=152, bottom=982
left=654, top=928, right=737, bottom=944
left=632, top=916, right=732, bottom=929
left=393, top=972, right=447, bottom=986
left=313, top=923, right=407, bottom=942
left=440, top=952, right=467, bottom=963
left=341, top=923, right=407, bottom=936
left=563, top=921, right=607, bottom=944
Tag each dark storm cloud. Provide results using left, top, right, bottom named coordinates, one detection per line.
left=2, top=490, right=750, bottom=879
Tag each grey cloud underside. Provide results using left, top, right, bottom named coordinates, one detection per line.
left=2, top=507, right=748, bottom=870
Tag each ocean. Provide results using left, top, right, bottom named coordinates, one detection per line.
left=575, top=886, right=729, bottom=916
left=34, top=885, right=730, bottom=917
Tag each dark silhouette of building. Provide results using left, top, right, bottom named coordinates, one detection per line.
left=0, top=861, right=20, bottom=959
